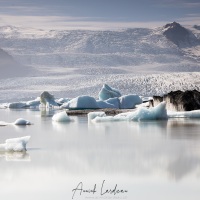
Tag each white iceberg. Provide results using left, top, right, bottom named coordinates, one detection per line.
left=119, top=94, right=143, bottom=109
left=88, top=112, right=106, bottom=121
left=61, top=95, right=99, bottom=109
left=99, top=84, right=121, bottom=101
left=40, top=91, right=58, bottom=108
left=91, top=102, right=168, bottom=122
left=52, top=111, right=71, bottom=122
left=127, top=102, right=168, bottom=121
left=0, top=136, right=31, bottom=152
left=13, top=118, right=32, bottom=125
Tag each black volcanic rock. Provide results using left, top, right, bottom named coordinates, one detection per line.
left=163, top=22, right=199, bottom=47
left=152, top=90, right=200, bottom=111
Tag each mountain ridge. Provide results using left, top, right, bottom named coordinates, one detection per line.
left=0, top=22, right=199, bottom=73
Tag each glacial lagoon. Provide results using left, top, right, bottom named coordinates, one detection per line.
left=0, top=108, right=200, bottom=200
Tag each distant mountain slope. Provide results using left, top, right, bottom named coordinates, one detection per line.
left=0, top=47, right=33, bottom=79
left=0, top=22, right=199, bottom=73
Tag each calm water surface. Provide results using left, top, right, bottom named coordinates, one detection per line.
left=0, top=108, right=200, bottom=200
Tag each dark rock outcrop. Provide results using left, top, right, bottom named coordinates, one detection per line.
left=152, top=90, right=200, bottom=111
left=163, top=22, right=199, bottom=47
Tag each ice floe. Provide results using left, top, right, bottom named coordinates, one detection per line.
left=90, top=102, right=168, bottom=122
left=0, top=136, right=31, bottom=152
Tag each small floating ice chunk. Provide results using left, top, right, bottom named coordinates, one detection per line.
left=99, top=84, right=121, bottom=101
left=0, top=136, right=31, bottom=152
left=88, top=112, right=106, bottom=121
left=13, top=118, right=31, bottom=125
left=92, top=115, right=127, bottom=123
left=61, top=95, right=99, bottom=109
left=52, top=111, right=71, bottom=122
left=119, top=95, right=143, bottom=109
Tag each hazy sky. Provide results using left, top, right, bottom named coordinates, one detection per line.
left=0, top=0, right=199, bottom=29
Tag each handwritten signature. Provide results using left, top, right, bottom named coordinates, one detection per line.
left=72, top=180, right=128, bottom=199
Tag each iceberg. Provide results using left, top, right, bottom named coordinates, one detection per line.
left=0, top=98, right=40, bottom=109
left=99, top=84, right=121, bottom=101
left=88, top=112, right=106, bottom=121
left=40, top=91, right=58, bottom=108
left=127, top=102, right=168, bottom=121
left=119, top=95, right=143, bottom=109
left=13, top=118, right=32, bottom=125
left=0, top=118, right=32, bottom=126
left=0, top=136, right=31, bottom=152
left=91, top=102, right=168, bottom=122
left=52, top=111, right=71, bottom=122
left=60, top=95, right=99, bottom=109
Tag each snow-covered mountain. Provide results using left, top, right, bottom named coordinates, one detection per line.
left=162, top=22, right=199, bottom=47
left=0, top=22, right=199, bottom=72
left=0, top=22, right=200, bottom=101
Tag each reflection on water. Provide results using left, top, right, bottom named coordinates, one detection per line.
left=0, top=151, right=30, bottom=162
left=0, top=109, right=200, bottom=200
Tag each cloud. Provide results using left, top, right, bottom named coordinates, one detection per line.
left=182, top=2, right=200, bottom=8
left=0, top=14, right=167, bottom=30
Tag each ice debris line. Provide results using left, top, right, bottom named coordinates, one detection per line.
left=0, top=84, right=143, bottom=109
left=0, top=136, right=31, bottom=152
left=0, top=118, right=32, bottom=126
left=88, top=102, right=168, bottom=122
